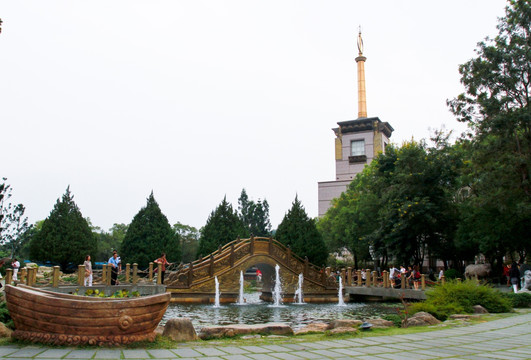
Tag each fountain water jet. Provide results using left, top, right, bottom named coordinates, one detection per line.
left=271, top=264, right=283, bottom=307
left=337, top=276, right=346, bottom=306
left=214, top=276, right=221, bottom=307
left=237, top=270, right=245, bottom=305
left=294, top=273, right=304, bottom=304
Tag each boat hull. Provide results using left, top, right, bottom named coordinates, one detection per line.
left=5, top=285, right=171, bottom=346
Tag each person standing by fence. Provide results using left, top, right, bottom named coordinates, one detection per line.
left=108, top=251, right=121, bottom=285
left=83, top=255, right=93, bottom=287
left=154, top=253, right=171, bottom=285
left=11, top=258, right=20, bottom=281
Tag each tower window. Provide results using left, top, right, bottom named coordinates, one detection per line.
left=351, top=140, right=365, bottom=156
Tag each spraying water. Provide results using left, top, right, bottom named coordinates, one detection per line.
left=272, top=264, right=283, bottom=306
left=237, top=270, right=245, bottom=305
left=214, top=276, right=221, bottom=307
left=294, top=273, right=304, bottom=304
left=337, top=276, right=346, bottom=306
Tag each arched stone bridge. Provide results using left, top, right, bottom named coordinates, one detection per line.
left=165, top=237, right=339, bottom=303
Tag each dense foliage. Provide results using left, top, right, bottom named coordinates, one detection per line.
left=29, top=187, right=97, bottom=271
left=92, top=223, right=128, bottom=262
left=276, top=196, right=328, bottom=266
left=0, top=178, right=30, bottom=258
left=173, top=222, right=199, bottom=264
left=120, top=192, right=180, bottom=268
left=197, top=197, right=245, bottom=258
left=410, top=280, right=512, bottom=320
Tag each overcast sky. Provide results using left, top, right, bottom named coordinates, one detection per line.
left=1, top=0, right=506, bottom=232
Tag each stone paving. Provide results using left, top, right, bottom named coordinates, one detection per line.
left=0, top=312, right=530, bottom=359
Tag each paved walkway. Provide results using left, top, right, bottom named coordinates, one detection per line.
left=0, top=312, right=530, bottom=359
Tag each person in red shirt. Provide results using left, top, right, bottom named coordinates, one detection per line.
left=154, top=253, right=171, bottom=284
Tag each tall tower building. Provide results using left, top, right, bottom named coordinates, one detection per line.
left=317, top=31, right=394, bottom=217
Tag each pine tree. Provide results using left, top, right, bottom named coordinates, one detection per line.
left=237, top=189, right=272, bottom=237
left=197, top=196, right=245, bottom=258
left=29, top=187, right=96, bottom=271
left=276, top=196, right=328, bottom=266
left=120, top=192, right=180, bottom=269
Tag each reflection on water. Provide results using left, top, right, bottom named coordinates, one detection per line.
left=162, top=293, right=396, bottom=330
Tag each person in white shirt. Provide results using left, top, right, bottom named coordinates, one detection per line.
left=83, top=255, right=93, bottom=287
left=11, top=258, right=20, bottom=281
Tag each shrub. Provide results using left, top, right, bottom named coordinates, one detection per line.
left=503, top=292, right=531, bottom=308
left=0, top=302, right=13, bottom=329
left=444, top=269, right=460, bottom=280
left=410, top=280, right=512, bottom=320
left=382, top=314, right=402, bottom=327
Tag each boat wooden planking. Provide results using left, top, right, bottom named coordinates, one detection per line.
left=5, top=284, right=171, bottom=346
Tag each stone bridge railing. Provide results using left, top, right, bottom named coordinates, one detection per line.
left=165, top=237, right=335, bottom=289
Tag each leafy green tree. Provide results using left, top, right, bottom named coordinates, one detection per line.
left=276, top=196, right=328, bottom=266
left=120, top=192, right=180, bottom=269
left=0, top=178, right=30, bottom=258
left=238, top=189, right=272, bottom=237
left=448, top=0, right=531, bottom=270
left=93, top=223, right=128, bottom=262
left=320, top=137, right=463, bottom=269
left=29, top=187, right=96, bottom=270
left=197, top=196, right=245, bottom=258
left=173, top=222, right=199, bottom=264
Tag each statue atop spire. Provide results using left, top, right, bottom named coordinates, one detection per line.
left=357, top=27, right=364, bottom=56
left=355, top=27, right=367, bottom=118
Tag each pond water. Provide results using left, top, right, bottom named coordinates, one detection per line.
left=162, top=293, right=397, bottom=331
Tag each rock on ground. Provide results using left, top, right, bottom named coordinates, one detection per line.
left=294, top=323, right=329, bottom=335
left=329, top=327, right=359, bottom=335
left=199, top=323, right=293, bottom=339
left=162, top=318, right=198, bottom=342
left=0, top=323, right=12, bottom=338
left=328, top=319, right=362, bottom=329
left=473, top=305, right=489, bottom=314
left=364, top=318, right=394, bottom=328
left=405, top=312, right=441, bottom=327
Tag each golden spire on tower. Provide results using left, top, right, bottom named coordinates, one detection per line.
left=355, top=27, right=367, bottom=118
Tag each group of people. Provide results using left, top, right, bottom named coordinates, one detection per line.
left=388, top=265, right=424, bottom=290
left=81, top=251, right=172, bottom=287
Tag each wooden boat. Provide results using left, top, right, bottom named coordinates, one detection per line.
left=4, top=284, right=171, bottom=346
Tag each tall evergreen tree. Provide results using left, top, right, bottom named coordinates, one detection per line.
left=120, top=192, right=180, bottom=268
left=238, top=189, right=272, bottom=237
left=197, top=196, right=245, bottom=258
left=276, top=196, right=328, bottom=266
left=29, top=187, right=96, bottom=271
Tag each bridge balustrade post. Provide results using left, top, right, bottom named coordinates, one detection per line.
left=107, top=266, right=112, bottom=286
left=5, top=269, right=12, bottom=286
left=102, top=264, right=107, bottom=283
left=341, top=268, right=346, bottom=286
left=52, top=266, right=60, bottom=287
left=304, top=257, right=309, bottom=277
left=125, top=263, right=130, bottom=283
left=357, top=270, right=362, bottom=286
left=218, top=245, right=222, bottom=254
left=325, top=267, right=331, bottom=277
left=441, top=275, right=446, bottom=285
left=20, top=267, right=27, bottom=284
left=372, top=271, right=377, bottom=287
left=188, top=263, right=194, bottom=287
left=320, top=268, right=326, bottom=285
left=421, top=274, right=426, bottom=290
left=401, top=274, right=406, bottom=289
left=149, top=262, right=154, bottom=282
left=383, top=270, right=388, bottom=288
left=268, top=237, right=273, bottom=255
left=157, top=263, right=162, bottom=285
left=230, top=244, right=234, bottom=267
left=250, top=236, right=255, bottom=255
left=209, top=255, right=214, bottom=277
left=132, top=263, right=138, bottom=285
left=366, top=271, right=371, bottom=287
left=347, top=267, right=352, bottom=286
left=78, top=265, right=85, bottom=286
left=286, top=247, right=291, bottom=266
left=26, top=268, right=34, bottom=286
